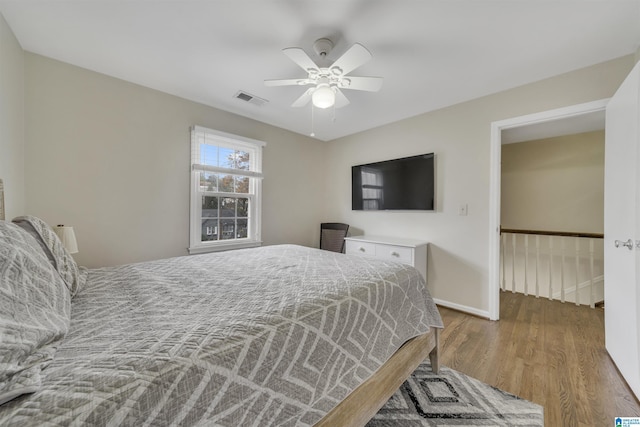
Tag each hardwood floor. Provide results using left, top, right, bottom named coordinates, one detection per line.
left=437, top=291, right=640, bottom=426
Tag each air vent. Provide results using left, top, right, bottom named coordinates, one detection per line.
left=234, top=91, right=268, bottom=107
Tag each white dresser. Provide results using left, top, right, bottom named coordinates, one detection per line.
left=344, top=235, right=428, bottom=281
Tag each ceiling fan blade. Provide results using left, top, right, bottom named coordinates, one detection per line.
left=340, top=76, right=383, bottom=92
left=283, top=47, right=320, bottom=73
left=334, top=89, right=350, bottom=109
left=264, top=78, right=311, bottom=87
left=330, top=43, right=372, bottom=76
left=291, top=88, right=313, bottom=107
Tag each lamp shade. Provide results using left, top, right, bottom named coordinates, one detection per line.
left=54, top=225, right=79, bottom=254
left=312, top=85, right=335, bottom=109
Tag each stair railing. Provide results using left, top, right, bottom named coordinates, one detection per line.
left=500, top=228, right=604, bottom=308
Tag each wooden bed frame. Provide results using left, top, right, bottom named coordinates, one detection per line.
left=316, top=328, right=440, bottom=426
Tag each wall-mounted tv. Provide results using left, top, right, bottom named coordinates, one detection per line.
left=352, top=153, right=435, bottom=211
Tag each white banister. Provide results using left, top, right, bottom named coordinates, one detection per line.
left=499, top=230, right=603, bottom=308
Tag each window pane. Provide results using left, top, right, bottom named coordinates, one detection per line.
left=219, top=147, right=235, bottom=169
left=235, top=176, right=249, bottom=193
left=220, top=219, right=235, bottom=240
left=234, top=150, right=250, bottom=170
left=220, top=198, right=236, bottom=217
left=202, top=196, right=218, bottom=218
left=200, top=172, right=218, bottom=192
left=219, top=174, right=234, bottom=192
left=237, top=198, right=248, bottom=217
left=237, top=219, right=248, bottom=238
left=200, top=144, right=219, bottom=166
left=201, top=219, right=219, bottom=241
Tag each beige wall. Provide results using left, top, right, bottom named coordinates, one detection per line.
left=325, top=55, right=634, bottom=315
left=24, top=53, right=326, bottom=268
left=0, top=13, right=24, bottom=219
left=501, top=131, right=604, bottom=233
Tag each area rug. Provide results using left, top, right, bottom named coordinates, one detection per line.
left=367, top=361, right=544, bottom=426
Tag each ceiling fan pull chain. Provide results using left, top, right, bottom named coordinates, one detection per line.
left=310, top=104, right=315, bottom=137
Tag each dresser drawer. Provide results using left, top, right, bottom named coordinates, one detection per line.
left=376, top=244, right=413, bottom=264
left=343, top=236, right=428, bottom=282
left=345, top=240, right=377, bottom=257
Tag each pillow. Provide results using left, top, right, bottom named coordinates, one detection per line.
left=12, top=218, right=57, bottom=267
left=0, top=221, right=71, bottom=405
left=12, top=216, right=81, bottom=297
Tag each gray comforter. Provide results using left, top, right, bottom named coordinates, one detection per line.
left=1, top=244, right=442, bottom=426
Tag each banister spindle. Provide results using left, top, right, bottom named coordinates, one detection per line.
left=589, top=239, right=595, bottom=308
left=560, top=237, right=566, bottom=303
left=575, top=238, right=580, bottom=306
left=511, top=233, right=516, bottom=293
left=501, top=233, right=507, bottom=291
left=548, top=236, right=553, bottom=301
left=524, top=234, right=529, bottom=296
left=535, top=235, right=540, bottom=298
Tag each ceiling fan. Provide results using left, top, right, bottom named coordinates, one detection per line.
left=265, top=38, right=383, bottom=109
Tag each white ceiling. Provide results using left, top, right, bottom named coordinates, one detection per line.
left=1, top=0, right=639, bottom=142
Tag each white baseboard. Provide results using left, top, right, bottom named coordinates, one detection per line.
left=551, top=276, right=604, bottom=300
left=433, top=298, right=491, bottom=319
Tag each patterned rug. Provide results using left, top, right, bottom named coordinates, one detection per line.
left=368, top=361, right=544, bottom=426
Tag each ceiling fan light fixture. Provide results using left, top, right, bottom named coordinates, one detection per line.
left=266, top=39, right=382, bottom=111
left=312, top=84, right=335, bottom=109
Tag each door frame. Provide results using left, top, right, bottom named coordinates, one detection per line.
left=488, top=98, right=610, bottom=320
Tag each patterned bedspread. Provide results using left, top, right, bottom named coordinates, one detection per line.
left=1, top=244, right=443, bottom=426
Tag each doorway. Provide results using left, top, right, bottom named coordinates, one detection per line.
left=488, top=99, right=609, bottom=320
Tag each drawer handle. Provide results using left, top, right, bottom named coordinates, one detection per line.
left=359, top=247, right=366, bottom=252
left=390, top=251, right=400, bottom=257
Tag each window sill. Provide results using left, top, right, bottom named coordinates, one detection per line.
left=188, top=240, right=262, bottom=255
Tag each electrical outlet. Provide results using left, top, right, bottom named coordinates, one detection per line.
left=458, top=203, right=468, bottom=216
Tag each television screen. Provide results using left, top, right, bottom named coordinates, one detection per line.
left=352, top=153, right=435, bottom=211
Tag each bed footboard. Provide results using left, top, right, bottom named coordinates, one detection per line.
left=315, top=328, right=440, bottom=427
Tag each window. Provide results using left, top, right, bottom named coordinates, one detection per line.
left=189, top=126, right=265, bottom=254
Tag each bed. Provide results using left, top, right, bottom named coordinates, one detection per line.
left=0, top=216, right=443, bottom=426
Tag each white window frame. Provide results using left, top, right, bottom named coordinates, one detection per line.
left=189, top=126, right=266, bottom=254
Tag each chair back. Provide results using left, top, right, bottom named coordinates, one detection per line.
left=320, top=223, right=350, bottom=253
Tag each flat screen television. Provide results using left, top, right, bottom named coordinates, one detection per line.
left=352, top=153, right=435, bottom=211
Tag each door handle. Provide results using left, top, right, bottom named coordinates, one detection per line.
left=615, top=239, right=634, bottom=250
